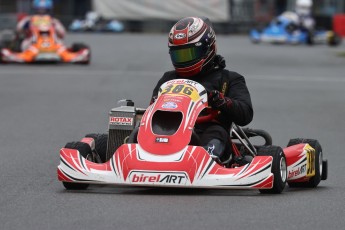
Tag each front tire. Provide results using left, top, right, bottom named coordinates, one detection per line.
left=306, top=31, right=314, bottom=45
left=62, top=142, right=92, bottom=190
left=287, top=139, right=323, bottom=188
left=63, top=182, right=89, bottom=190
left=257, top=146, right=287, bottom=194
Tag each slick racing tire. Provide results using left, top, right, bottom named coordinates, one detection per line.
left=0, top=45, right=3, bottom=63
left=328, top=32, right=342, bottom=47
left=62, top=141, right=92, bottom=190
left=70, top=42, right=91, bottom=65
left=287, top=139, right=323, bottom=188
left=257, top=146, right=287, bottom=194
left=306, top=31, right=314, bottom=46
left=85, top=133, right=108, bottom=163
left=71, top=43, right=90, bottom=52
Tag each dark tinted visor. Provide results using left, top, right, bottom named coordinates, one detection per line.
left=170, top=45, right=206, bottom=65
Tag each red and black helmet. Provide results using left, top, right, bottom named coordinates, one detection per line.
left=168, top=17, right=217, bottom=77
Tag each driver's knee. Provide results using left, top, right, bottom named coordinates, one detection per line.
left=204, top=138, right=230, bottom=162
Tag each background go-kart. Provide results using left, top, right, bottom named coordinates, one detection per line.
left=0, top=34, right=344, bottom=230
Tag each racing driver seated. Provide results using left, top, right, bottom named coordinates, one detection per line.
left=150, top=17, right=253, bottom=164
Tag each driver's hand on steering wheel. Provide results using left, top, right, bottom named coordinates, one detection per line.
left=208, top=90, right=232, bottom=110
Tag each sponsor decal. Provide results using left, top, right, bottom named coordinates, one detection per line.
left=164, top=98, right=181, bottom=103
left=168, top=79, right=186, bottom=85
left=288, top=164, right=306, bottom=179
left=174, top=33, right=186, bottom=40
left=109, top=117, right=133, bottom=126
left=305, top=145, right=316, bottom=177
left=207, top=144, right=215, bottom=155
left=167, top=79, right=197, bottom=87
left=155, top=137, right=169, bottom=143
left=162, top=101, right=178, bottom=109
left=184, top=80, right=198, bottom=87
left=129, top=171, right=188, bottom=185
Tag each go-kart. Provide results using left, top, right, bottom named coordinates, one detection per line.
left=0, top=15, right=90, bottom=64
left=69, top=11, right=124, bottom=33
left=57, top=79, right=327, bottom=194
left=250, top=11, right=341, bottom=46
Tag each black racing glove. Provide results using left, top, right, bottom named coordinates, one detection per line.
left=208, top=90, right=233, bottom=111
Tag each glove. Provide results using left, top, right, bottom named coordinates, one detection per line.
left=208, top=90, right=232, bottom=110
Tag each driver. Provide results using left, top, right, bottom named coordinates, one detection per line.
left=16, top=0, right=66, bottom=51
left=150, top=17, right=253, bottom=163
left=295, top=0, right=315, bottom=32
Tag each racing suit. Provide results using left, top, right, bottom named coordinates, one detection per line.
left=16, top=15, right=66, bottom=51
left=298, top=14, right=315, bottom=31
left=150, top=55, right=253, bottom=162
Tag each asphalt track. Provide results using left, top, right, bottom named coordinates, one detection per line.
left=1, top=33, right=345, bottom=230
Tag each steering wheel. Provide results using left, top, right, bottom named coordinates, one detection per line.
left=196, top=107, right=218, bottom=124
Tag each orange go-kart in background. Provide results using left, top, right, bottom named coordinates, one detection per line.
left=1, top=15, right=90, bottom=64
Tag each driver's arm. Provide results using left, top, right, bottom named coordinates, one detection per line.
left=209, top=72, right=253, bottom=126
left=226, top=74, right=253, bottom=126
left=52, top=18, right=66, bottom=38
left=16, top=16, right=31, bottom=35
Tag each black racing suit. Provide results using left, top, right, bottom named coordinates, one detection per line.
left=150, top=55, right=253, bottom=162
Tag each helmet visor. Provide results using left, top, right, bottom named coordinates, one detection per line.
left=170, top=45, right=205, bottom=66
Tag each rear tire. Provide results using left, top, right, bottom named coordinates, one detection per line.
left=62, top=141, right=92, bottom=190
left=0, top=46, right=4, bottom=63
left=328, top=32, right=342, bottom=46
left=287, top=139, right=323, bottom=188
left=85, top=133, right=108, bottom=162
left=64, top=141, right=92, bottom=159
left=70, top=43, right=90, bottom=52
left=321, top=159, right=328, bottom=180
left=257, top=146, right=287, bottom=194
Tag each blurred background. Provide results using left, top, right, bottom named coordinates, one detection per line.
left=0, top=0, right=344, bottom=34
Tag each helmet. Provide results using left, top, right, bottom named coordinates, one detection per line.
left=32, top=0, right=53, bottom=14
left=168, top=17, right=217, bottom=77
left=296, top=0, right=312, bottom=8
left=296, top=0, right=313, bottom=16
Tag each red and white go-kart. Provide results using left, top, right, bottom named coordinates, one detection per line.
left=57, top=79, right=327, bottom=194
